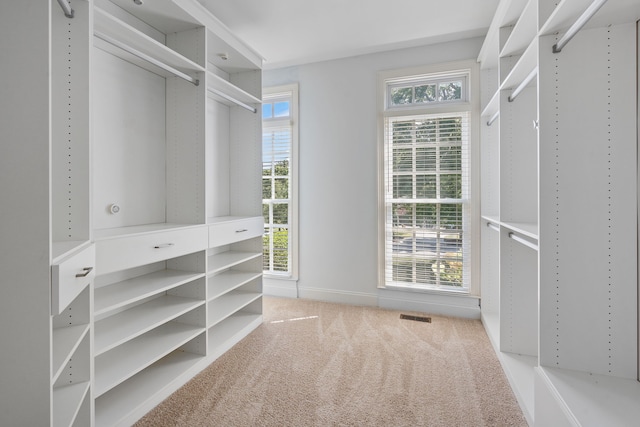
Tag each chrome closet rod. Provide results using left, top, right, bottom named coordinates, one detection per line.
left=57, top=0, right=74, bottom=18
left=508, top=232, right=538, bottom=251
left=486, top=111, right=500, bottom=127
left=508, top=68, right=537, bottom=103
left=207, top=87, right=257, bottom=113
left=94, top=31, right=200, bottom=87
left=552, top=0, right=608, bottom=53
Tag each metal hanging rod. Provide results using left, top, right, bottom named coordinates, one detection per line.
left=553, top=0, right=608, bottom=53
left=486, top=222, right=500, bottom=232
left=94, top=31, right=200, bottom=87
left=486, top=111, right=500, bottom=127
left=207, top=87, right=257, bottom=113
left=57, top=0, right=74, bottom=18
left=508, top=68, right=537, bottom=103
left=508, top=232, right=538, bottom=251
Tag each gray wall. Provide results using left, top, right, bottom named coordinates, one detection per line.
left=264, top=37, right=483, bottom=316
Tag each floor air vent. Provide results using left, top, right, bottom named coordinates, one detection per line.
left=400, top=314, right=432, bottom=323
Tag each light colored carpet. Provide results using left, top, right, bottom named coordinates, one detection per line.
left=136, top=297, right=527, bottom=426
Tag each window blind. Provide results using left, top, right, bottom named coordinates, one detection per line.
left=263, top=114, right=293, bottom=274
left=384, top=112, right=470, bottom=290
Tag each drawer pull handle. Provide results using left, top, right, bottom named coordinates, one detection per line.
left=75, top=267, right=93, bottom=278
left=154, top=243, right=175, bottom=249
left=235, top=229, right=248, bottom=233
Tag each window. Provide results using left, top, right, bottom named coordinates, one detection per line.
left=380, top=67, right=473, bottom=292
left=262, top=85, right=298, bottom=278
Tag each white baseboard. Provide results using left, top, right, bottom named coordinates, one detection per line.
left=297, top=287, right=378, bottom=307
left=378, top=288, right=481, bottom=319
left=294, top=286, right=480, bottom=319
left=263, top=276, right=298, bottom=298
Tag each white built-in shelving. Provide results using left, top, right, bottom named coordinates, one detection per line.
left=0, top=0, right=263, bottom=425
left=479, top=0, right=640, bottom=425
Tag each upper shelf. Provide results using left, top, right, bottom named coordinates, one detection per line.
left=478, top=0, right=530, bottom=68
left=500, top=0, right=538, bottom=58
left=98, top=0, right=202, bottom=34
left=207, top=72, right=261, bottom=110
left=94, top=7, right=205, bottom=79
left=480, top=0, right=640, bottom=69
left=540, top=0, right=640, bottom=36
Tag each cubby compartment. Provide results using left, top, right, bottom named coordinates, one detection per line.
left=92, top=0, right=207, bottom=235
left=94, top=335, right=207, bottom=427
left=499, top=83, right=538, bottom=236
left=52, top=286, right=91, bottom=427
left=208, top=298, right=263, bottom=359
left=52, top=332, right=91, bottom=427
left=480, top=221, right=500, bottom=341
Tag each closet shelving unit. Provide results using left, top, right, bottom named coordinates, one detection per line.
left=479, top=0, right=640, bottom=425
left=0, top=0, right=263, bottom=425
left=89, top=0, right=264, bottom=425
left=204, top=16, right=264, bottom=360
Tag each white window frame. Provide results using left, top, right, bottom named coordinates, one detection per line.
left=377, top=60, right=480, bottom=296
left=262, top=84, right=299, bottom=281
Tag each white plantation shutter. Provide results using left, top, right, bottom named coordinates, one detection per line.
left=262, top=86, right=297, bottom=276
left=384, top=112, right=470, bottom=290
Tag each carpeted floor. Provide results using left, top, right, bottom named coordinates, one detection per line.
left=135, top=297, right=527, bottom=426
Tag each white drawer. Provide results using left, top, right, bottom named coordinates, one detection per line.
left=52, top=244, right=95, bottom=315
left=95, top=226, right=208, bottom=275
left=209, top=216, right=263, bottom=247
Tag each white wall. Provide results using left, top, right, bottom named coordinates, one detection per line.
left=264, top=37, right=483, bottom=317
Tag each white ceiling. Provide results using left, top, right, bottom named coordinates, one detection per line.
left=199, top=0, right=500, bottom=69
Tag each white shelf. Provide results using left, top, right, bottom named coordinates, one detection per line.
left=537, top=366, right=640, bottom=427
left=208, top=251, right=262, bottom=274
left=207, top=71, right=261, bottom=109
left=94, top=322, right=204, bottom=397
left=208, top=291, right=262, bottom=327
left=53, top=382, right=90, bottom=427
left=93, top=222, right=202, bottom=240
left=208, top=312, right=263, bottom=358
left=501, top=221, right=538, bottom=240
left=52, top=240, right=91, bottom=265
left=501, top=38, right=538, bottom=91
left=207, top=215, right=259, bottom=224
left=500, top=0, right=538, bottom=57
left=500, top=352, right=537, bottom=425
left=477, top=0, right=530, bottom=68
left=93, top=7, right=204, bottom=78
left=94, top=269, right=204, bottom=316
left=52, top=324, right=90, bottom=384
left=95, top=350, right=206, bottom=427
left=95, top=295, right=204, bottom=355
left=539, top=0, right=640, bottom=37
left=208, top=271, right=262, bottom=301
left=103, top=0, right=203, bottom=34
left=481, top=90, right=500, bottom=122
left=481, top=214, right=501, bottom=226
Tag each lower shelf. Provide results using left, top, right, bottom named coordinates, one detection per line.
left=535, top=367, right=640, bottom=427
left=95, top=350, right=206, bottom=427
left=53, top=382, right=90, bottom=427
left=95, top=322, right=205, bottom=397
left=208, top=312, right=263, bottom=360
left=481, top=311, right=536, bottom=425
left=208, top=291, right=261, bottom=327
